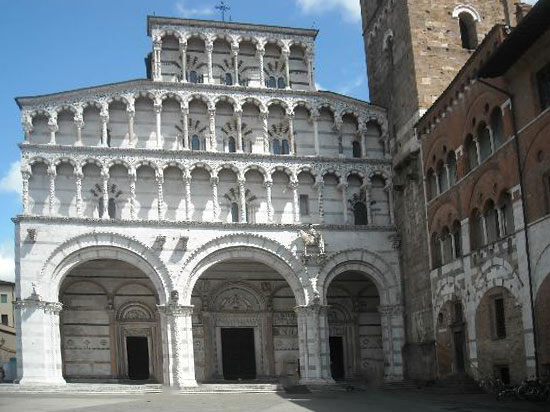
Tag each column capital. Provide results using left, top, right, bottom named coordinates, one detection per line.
left=294, top=303, right=329, bottom=315
left=210, top=176, right=219, bottom=186
left=237, top=178, right=246, bottom=187
left=157, top=304, right=194, bottom=317
left=179, top=40, right=188, bottom=51
left=288, top=180, right=299, bottom=190
left=47, top=166, right=57, bottom=177
left=264, top=180, right=273, bottom=189
left=14, top=298, right=63, bottom=314
left=378, top=304, right=404, bottom=316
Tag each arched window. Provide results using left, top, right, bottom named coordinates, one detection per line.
left=484, top=200, right=499, bottom=244
left=354, top=202, right=368, bottom=225
left=478, top=123, right=492, bottom=161
left=447, top=151, right=458, bottom=185
left=281, top=139, right=290, bottom=155
left=465, top=134, right=479, bottom=172
left=441, top=227, right=453, bottom=264
left=452, top=220, right=462, bottom=258
left=189, top=70, right=198, bottom=84
left=277, top=77, right=286, bottom=89
left=191, top=135, right=201, bottom=151
left=458, top=12, right=478, bottom=50
left=230, top=202, right=239, bottom=223
left=272, top=139, right=281, bottom=154
left=427, top=168, right=437, bottom=200
left=437, top=161, right=449, bottom=193
left=499, top=192, right=515, bottom=236
left=432, top=233, right=442, bottom=268
left=225, top=72, right=233, bottom=86
left=267, top=76, right=276, bottom=88
left=98, top=197, right=104, bottom=219
left=490, top=107, right=505, bottom=149
left=108, top=198, right=116, bottom=219
left=228, top=136, right=236, bottom=153
left=352, top=141, right=362, bottom=158
left=470, top=208, right=484, bottom=250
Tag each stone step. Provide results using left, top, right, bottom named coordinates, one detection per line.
left=382, top=380, right=420, bottom=390
left=180, top=383, right=283, bottom=393
left=0, top=383, right=163, bottom=394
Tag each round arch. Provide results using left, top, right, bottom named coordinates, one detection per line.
left=318, top=249, right=400, bottom=306
left=38, top=232, right=172, bottom=304
left=178, top=234, right=307, bottom=305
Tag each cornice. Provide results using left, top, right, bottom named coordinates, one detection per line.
left=13, top=215, right=398, bottom=233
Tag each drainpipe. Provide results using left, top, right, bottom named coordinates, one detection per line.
left=477, top=78, right=538, bottom=378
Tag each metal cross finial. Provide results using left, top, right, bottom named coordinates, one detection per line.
left=215, top=1, right=231, bottom=21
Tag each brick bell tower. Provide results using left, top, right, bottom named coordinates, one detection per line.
left=360, top=0, right=518, bottom=381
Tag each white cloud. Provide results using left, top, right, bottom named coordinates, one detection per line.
left=295, top=0, right=361, bottom=22
left=0, top=241, right=14, bottom=283
left=175, top=1, right=216, bottom=18
left=0, top=161, right=21, bottom=196
left=337, top=74, right=365, bottom=95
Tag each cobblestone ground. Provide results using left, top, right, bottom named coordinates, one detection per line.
left=0, top=388, right=548, bottom=412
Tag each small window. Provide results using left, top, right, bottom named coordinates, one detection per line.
left=267, top=76, right=276, bottom=88
left=228, top=137, right=236, bottom=153
left=230, top=202, right=239, bottom=223
left=459, top=12, right=478, bottom=50
left=192, top=135, right=200, bottom=151
left=0, top=294, right=7, bottom=304
left=225, top=72, right=233, bottom=86
left=478, top=123, right=492, bottom=161
left=490, top=108, right=505, bottom=149
left=1, top=314, right=8, bottom=326
left=299, top=194, right=309, bottom=217
left=352, top=141, right=361, bottom=158
left=537, top=62, right=550, bottom=111
left=282, top=139, right=290, bottom=155
left=354, top=202, right=368, bottom=225
left=494, top=297, right=506, bottom=339
left=108, top=198, right=116, bottom=219
left=277, top=77, right=286, bottom=89
left=465, top=135, right=479, bottom=172
left=452, top=221, right=462, bottom=258
left=189, top=70, right=198, bottom=84
left=272, top=139, right=281, bottom=155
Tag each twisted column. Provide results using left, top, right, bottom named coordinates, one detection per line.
left=339, top=182, right=348, bottom=224
left=154, top=101, right=163, bottom=148
left=264, top=180, right=273, bottom=222
left=211, top=176, right=220, bottom=221
left=231, top=44, right=239, bottom=85
left=75, top=170, right=83, bottom=218
left=153, top=39, right=162, bottom=81
left=235, top=109, right=243, bottom=153
left=156, top=171, right=164, bottom=221
left=179, top=41, right=187, bottom=82
left=206, top=39, right=214, bottom=84
left=306, top=48, right=314, bottom=88
left=47, top=166, right=56, bottom=216
left=101, top=168, right=109, bottom=219
left=183, top=173, right=192, bottom=221
left=21, top=169, right=31, bottom=215
left=260, top=111, right=269, bottom=153
left=208, top=108, right=216, bottom=151
left=238, top=178, right=247, bottom=223
left=257, top=47, right=265, bottom=87
left=311, top=112, right=320, bottom=156
left=129, top=172, right=136, bottom=220
left=282, top=48, right=291, bottom=88
left=182, top=106, right=189, bottom=150
left=314, top=178, right=325, bottom=223
left=363, top=182, right=372, bottom=224
left=290, top=179, right=300, bottom=223
left=286, top=111, right=295, bottom=155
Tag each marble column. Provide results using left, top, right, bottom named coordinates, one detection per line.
left=158, top=304, right=197, bottom=388
left=180, top=41, right=187, bottom=82
left=21, top=169, right=31, bottom=215
left=127, top=109, right=135, bottom=148
left=74, top=113, right=84, bottom=146
left=311, top=113, right=320, bottom=156
left=385, top=184, right=395, bottom=225
left=282, top=48, right=291, bottom=89
left=182, top=106, right=189, bottom=150
left=295, top=304, right=333, bottom=384
left=378, top=305, right=405, bottom=382
left=211, top=176, right=220, bottom=221
left=314, top=179, right=325, bottom=223
left=22, top=117, right=33, bottom=144
left=101, top=168, right=109, bottom=220
left=47, top=166, right=56, bottom=216
left=360, top=128, right=368, bottom=158
left=184, top=173, right=192, bottom=221
left=286, top=111, right=296, bottom=155
left=264, top=180, right=273, bottom=222
left=156, top=171, right=164, bottom=221
left=208, top=108, right=216, bottom=151
left=363, top=183, right=372, bottom=224
left=75, top=170, right=83, bottom=218
left=238, top=178, right=247, bottom=223
left=260, top=111, right=269, bottom=153
left=100, top=112, right=109, bottom=147
left=129, top=172, right=136, bottom=220
left=290, top=179, right=300, bottom=223
left=339, top=182, right=348, bottom=224
left=231, top=44, right=239, bottom=85
left=48, top=116, right=58, bottom=145
left=235, top=109, right=243, bottom=153
left=15, top=300, right=66, bottom=386
left=153, top=39, right=162, bottom=81
left=154, top=102, right=163, bottom=148
left=257, top=47, right=265, bottom=87
left=306, top=49, right=314, bottom=88
left=206, top=40, right=214, bottom=84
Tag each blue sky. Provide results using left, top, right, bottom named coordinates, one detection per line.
left=0, top=0, right=368, bottom=281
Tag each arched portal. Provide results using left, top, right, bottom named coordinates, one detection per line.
left=325, top=271, right=383, bottom=382
left=59, top=259, right=163, bottom=382
left=190, top=259, right=299, bottom=382
left=535, top=273, right=550, bottom=378
left=435, top=300, right=467, bottom=377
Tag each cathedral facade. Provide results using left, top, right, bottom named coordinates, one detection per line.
left=13, top=17, right=404, bottom=387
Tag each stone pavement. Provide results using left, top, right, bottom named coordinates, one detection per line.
left=0, top=387, right=548, bottom=412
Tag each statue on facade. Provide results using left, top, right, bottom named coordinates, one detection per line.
left=299, top=224, right=325, bottom=256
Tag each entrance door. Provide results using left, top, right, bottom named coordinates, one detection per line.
left=329, top=336, right=345, bottom=380
left=221, top=328, right=256, bottom=380
left=126, top=336, right=150, bottom=380
left=453, top=330, right=465, bottom=373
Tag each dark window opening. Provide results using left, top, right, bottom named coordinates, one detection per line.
left=1, top=314, right=8, bottom=326
left=225, top=72, right=233, bottom=86
left=126, top=336, right=150, bottom=380
left=281, top=139, right=290, bottom=155
left=495, top=365, right=510, bottom=385
left=191, top=135, right=200, bottom=151
left=228, top=136, right=236, bottom=153
left=352, top=141, right=361, bottom=158
left=231, top=202, right=239, bottom=223
left=494, top=297, right=507, bottom=339
left=266, top=76, right=276, bottom=88
left=299, top=194, right=309, bottom=216
left=272, top=139, right=281, bottom=154
left=537, top=62, right=550, bottom=111
left=354, top=202, right=368, bottom=225
left=459, top=12, right=478, bottom=50
left=189, top=70, right=198, bottom=84
left=277, top=77, right=286, bottom=89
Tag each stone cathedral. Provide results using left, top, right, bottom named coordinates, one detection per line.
left=13, top=16, right=404, bottom=387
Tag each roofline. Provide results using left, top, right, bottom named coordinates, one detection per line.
left=147, top=15, right=319, bottom=39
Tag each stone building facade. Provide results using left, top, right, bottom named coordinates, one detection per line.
left=13, top=17, right=404, bottom=387
left=415, top=0, right=550, bottom=384
left=360, top=0, right=532, bottom=381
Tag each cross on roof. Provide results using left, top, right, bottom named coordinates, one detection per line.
left=215, top=1, right=231, bottom=22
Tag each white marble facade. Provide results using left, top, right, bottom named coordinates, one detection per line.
left=13, top=17, right=403, bottom=387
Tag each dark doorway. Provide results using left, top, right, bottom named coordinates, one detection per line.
left=221, top=328, right=256, bottom=380
left=126, top=336, right=150, bottom=380
left=329, top=336, right=345, bottom=380
left=453, top=330, right=466, bottom=373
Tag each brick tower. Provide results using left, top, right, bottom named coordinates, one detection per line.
left=360, top=0, right=519, bottom=380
